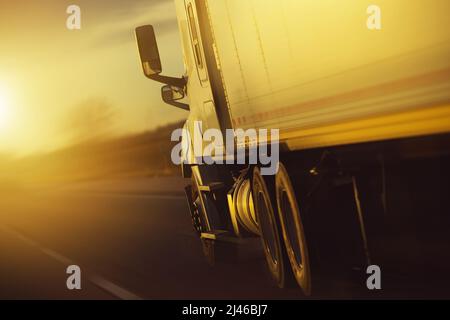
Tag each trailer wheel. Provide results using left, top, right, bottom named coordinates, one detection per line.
left=253, top=167, right=293, bottom=288
left=276, top=162, right=312, bottom=296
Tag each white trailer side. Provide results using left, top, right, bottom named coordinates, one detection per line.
left=206, top=0, right=450, bottom=149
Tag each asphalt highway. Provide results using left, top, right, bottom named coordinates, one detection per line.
left=0, top=177, right=311, bottom=299
left=1, top=176, right=446, bottom=299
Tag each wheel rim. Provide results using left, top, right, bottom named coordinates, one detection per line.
left=253, top=167, right=285, bottom=286
left=276, top=163, right=311, bottom=295
left=280, top=189, right=303, bottom=269
left=257, top=190, right=278, bottom=266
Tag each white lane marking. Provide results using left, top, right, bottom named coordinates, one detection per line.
left=0, top=224, right=144, bottom=300
left=40, top=247, right=74, bottom=266
left=89, top=275, right=142, bottom=300
left=0, top=225, right=41, bottom=248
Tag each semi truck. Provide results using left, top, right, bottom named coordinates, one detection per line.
left=135, top=0, right=450, bottom=295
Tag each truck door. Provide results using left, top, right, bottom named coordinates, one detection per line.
left=185, top=0, right=232, bottom=134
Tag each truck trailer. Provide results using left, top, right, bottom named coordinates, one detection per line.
left=135, top=0, right=450, bottom=295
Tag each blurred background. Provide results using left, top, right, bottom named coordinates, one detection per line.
left=2, top=0, right=450, bottom=300
left=0, top=0, right=185, bottom=183
left=0, top=0, right=217, bottom=300
left=0, top=0, right=303, bottom=300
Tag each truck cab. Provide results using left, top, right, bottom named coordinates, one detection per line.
left=134, top=0, right=450, bottom=296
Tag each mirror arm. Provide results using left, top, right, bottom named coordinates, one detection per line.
left=166, top=100, right=190, bottom=111
left=147, top=74, right=186, bottom=88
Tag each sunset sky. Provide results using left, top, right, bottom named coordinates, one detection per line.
left=0, top=0, right=186, bottom=155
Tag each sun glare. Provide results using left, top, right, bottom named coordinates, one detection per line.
left=0, top=87, right=11, bottom=131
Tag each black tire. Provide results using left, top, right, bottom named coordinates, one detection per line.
left=252, top=166, right=293, bottom=288
left=275, top=162, right=312, bottom=295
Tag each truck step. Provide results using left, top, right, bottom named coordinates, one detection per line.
left=197, top=182, right=225, bottom=192
left=200, top=230, right=242, bottom=244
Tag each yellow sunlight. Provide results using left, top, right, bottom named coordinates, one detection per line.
left=0, top=86, right=11, bottom=131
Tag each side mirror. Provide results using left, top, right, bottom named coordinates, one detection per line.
left=135, top=25, right=186, bottom=88
left=161, top=85, right=189, bottom=111
left=135, top=25, right=162, bottom=76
